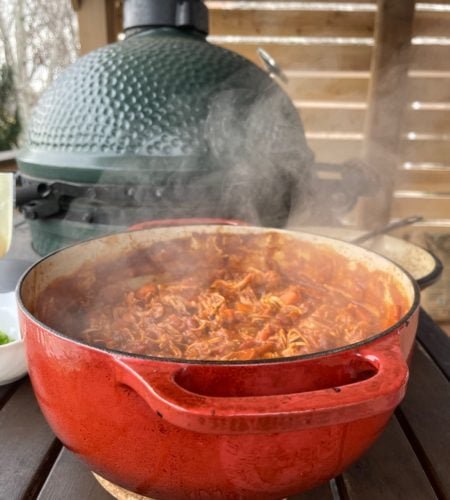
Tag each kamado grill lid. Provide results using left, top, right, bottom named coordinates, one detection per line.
left=16, top=0, right=314, bottom=254
left=18, top=0, right=312, bottom=184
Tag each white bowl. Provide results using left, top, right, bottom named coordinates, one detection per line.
left=297, top=226, right=441, bottom=289
left=0, top=291, right=27, bottom=385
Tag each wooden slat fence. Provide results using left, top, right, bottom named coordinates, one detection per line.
left=205, top=0, right=450, bottom=227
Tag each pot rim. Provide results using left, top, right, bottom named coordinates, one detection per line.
left=16, top=225, right=421, bottom=366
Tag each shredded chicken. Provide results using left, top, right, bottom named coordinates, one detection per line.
left=36, top=232, right=409, bottom=361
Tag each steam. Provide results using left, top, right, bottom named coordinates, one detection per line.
left=203, top=75, right=314, bottom=226
left=62, top=63, right=384, bottom=232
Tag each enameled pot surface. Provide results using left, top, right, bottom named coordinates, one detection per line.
left=17, top=225, right=420, bottom=499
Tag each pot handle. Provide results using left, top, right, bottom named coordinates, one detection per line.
left=128, top=218, right=249, bottom=231
left=114, top=335, right=409, bottom=434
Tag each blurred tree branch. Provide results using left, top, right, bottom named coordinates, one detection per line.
left=0, top=0, right=79, bottom=135
left=0, top=65, right=20, bottom=151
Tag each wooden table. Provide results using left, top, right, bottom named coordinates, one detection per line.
left=0, top=309, right=448, bottom=500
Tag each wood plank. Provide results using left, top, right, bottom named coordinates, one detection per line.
left=300, top=107, right=450, bottom=136
left=341, top=417, right=437, bottom=499
left=0, top=380, right=60, bottom=499
left=0, top=379, right=22, bottom=410
left=404, top=109, right=450, bottom=135
left=300, top=106, right=450, bottom=137
left=38, top=448, right=113, bottom=500
left=285, top=76, right=368, bottom=102
left=413, top=11, right=450, bottom=38
left=300, top=108, right=366, bottom=133
left=402, top=138, right=450, bottom=164
left=396, top=166, right=450, bottom=192
left=0, top=384, right=12, bottom=404
left=280, top=76, right=450, bottom=106
left=209, top=9, right=375, bottom=37
left=288, top=481, right=335, bottom=499
left=212, top=43, right=373, bottom=71
left=398, top=343, right=450, bottom=498
left=417, top=309, right=450, bottom=380
left=270, top=78, right=450, bottom=133
left=305, top=138, right=363, bottom=162
left=412, top=46, right=450, bottom=72
left=408, top=77, right=450, bottom=103
left=76, top=0, right=110, bottom=55
left=391, top=193, right=450, bottom=219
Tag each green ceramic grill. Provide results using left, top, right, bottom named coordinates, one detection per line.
left=17, top=0, right=362, bottom=256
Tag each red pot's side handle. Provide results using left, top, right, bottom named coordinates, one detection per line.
left=128, top=218, right=249, bottom=231
left=114, top=336, right=409, bottom=435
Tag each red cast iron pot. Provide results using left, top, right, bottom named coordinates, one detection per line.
left=17, top=222, right=420, bottom=500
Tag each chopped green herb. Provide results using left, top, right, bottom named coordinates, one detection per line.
left=0, top=330, right=11, bottom=345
